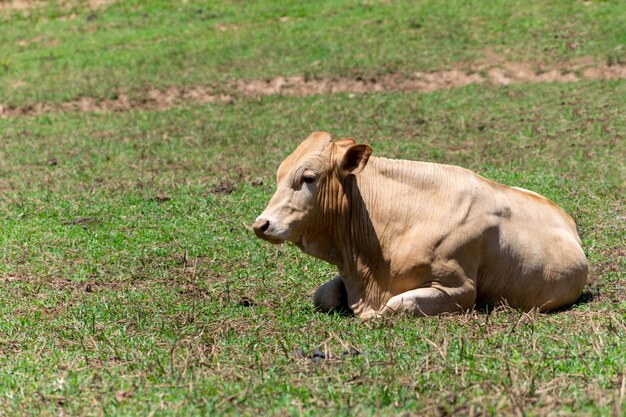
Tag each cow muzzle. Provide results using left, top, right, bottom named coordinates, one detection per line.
left=252, top=218, right=270, bottom=238
left=252, top=216, right=287, bottom=244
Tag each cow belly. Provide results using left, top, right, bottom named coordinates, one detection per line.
left=475, top=222, right=587, bottom=311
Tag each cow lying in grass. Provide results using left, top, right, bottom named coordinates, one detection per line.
left=253, top=132, right=588, bottom=319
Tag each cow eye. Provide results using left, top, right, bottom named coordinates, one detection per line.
left=302, top=173, right=317, bottom=184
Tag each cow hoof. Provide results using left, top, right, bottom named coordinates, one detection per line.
left=358, top=310, right=383, bottom=321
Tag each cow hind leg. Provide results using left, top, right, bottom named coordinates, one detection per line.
left=313, top=276, right=350, bottom=314
left=379, top=287, right=475, bottom=317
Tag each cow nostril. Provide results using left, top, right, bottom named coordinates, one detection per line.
left=252, top=218, right=271, bottom=236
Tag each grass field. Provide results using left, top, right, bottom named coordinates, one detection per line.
left=1, top=1, right=625, bottom=416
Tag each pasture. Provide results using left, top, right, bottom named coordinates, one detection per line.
left=0, top=1, right=624, bottom=415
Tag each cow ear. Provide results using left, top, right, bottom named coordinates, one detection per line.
left=335, top=138, right=357, bottom=150
left=340, top=144, right=372, bottom=175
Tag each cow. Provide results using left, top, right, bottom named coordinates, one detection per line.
left=252, top=131, right=588, bottom=319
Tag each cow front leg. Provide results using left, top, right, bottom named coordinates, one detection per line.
left=379, top=286, right=475, bottom=317
left=313, top=275, right=350, bottom=313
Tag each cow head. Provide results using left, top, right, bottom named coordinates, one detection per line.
left=253, top=131, right=372, bottom=245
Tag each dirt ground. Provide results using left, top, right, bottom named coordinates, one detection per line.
left=0, top=0, right=116, bottom=11
left=1, top=59, right=625, bottom=117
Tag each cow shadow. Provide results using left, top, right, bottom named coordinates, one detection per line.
left=547, top=287, right=597, bottom=314
left=474, top=287, right=597, bottom=316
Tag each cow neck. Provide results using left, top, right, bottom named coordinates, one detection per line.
left=296, top=173, right=343, bottom=266
left=333, top=158, right=391, bottom=307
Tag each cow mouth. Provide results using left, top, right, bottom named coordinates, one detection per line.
left=258, top=231, right=289, bottom=245
left=254, top=231, right=285, bottom=244
left=265, top=237, right=285, bottom=245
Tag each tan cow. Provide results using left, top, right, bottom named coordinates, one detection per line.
left=253, top=131, right=588, bottom=319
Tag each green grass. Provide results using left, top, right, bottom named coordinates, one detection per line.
left=1, top=0, right=625, bottom=106
left=1, top=81, right=624, bottom=416
left=1, top=1, right=625, bottom=416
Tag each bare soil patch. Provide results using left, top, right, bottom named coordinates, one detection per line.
left=0, top=0, right=116, bottom=11
left=0, top=0, right=42, bottom=10
left=0, top=89, right=234, bottom=117
left=235, top=60, right=625, bottom=96
left=1, top=60, right=624, bottom=117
